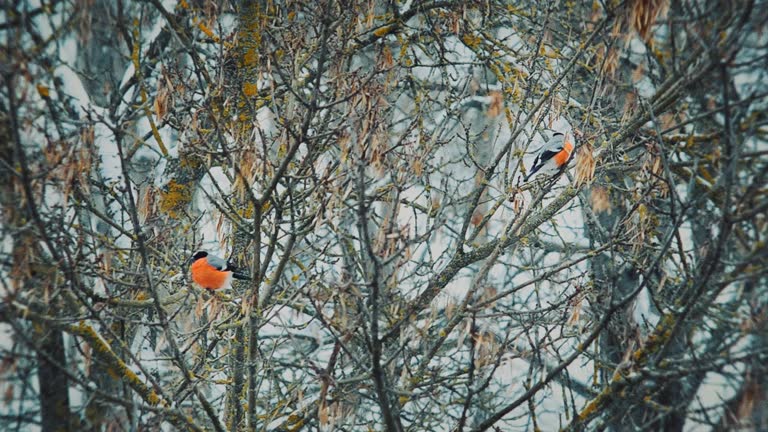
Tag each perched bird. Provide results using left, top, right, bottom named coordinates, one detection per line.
left=189, top=251, right=250, bottom=291
left=524, top=132, right=575, bottom=182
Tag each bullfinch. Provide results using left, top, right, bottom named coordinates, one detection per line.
left=524, top=132, right=575, bottom=182
left=189, top=251, right=250, bottom=291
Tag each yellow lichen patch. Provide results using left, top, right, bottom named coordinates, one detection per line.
left=633, top=313, right=676, bottom=363
left=243, top=82, right=258, bottom=97
left=462, top=33, right=482, bottom=48
left=106, top=367, right=120, bottom=380
left=578, top=394, right=603, bottom=421
left=197, top=22, right=217, bottom=41
left=243, top=48, right=258, bottom=67
left=159, top=180, right=192, bottom=218
left=179, top=152, right=203, bottom=169
left=123, top=368, right=142, bottom=387
left=36, top=84, right=50, bottom=98
left=373, top=24, right=396, bottom=37
left=66, top=322, right=172, bottom=417
left=287, top=418, right=305, bottom=431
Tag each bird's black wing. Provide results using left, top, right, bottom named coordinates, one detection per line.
left=210, top=254, right=252, bottom=279
left=538, top=149, right=560, bottom=162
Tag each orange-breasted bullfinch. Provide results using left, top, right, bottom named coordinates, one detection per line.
left=524, top=132, right=575, bottom=182
left=189, top=251, right=250, bottom=291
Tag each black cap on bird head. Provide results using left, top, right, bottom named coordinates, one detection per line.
left=191, top=250, right=208, bottom=262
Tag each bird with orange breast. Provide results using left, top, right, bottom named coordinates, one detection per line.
left=524, top=131, right=576, bottom=182
left=189, top=251, right=250, bottom=292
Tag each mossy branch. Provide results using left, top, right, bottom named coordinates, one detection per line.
left=3, top=304, right=203, bottom=432
left=567, top=313, right=677, bottom=430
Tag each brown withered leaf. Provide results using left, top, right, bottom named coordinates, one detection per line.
left=450, top=11, right=461, bottom=34
left=632, top=63, right=645, bottom=83
left=610, top=18, right=624, bottom=39
left=234, top=150, right=258, bottom=200
left=487, top=91, right=504, bottom=118
left=138, top=185, right=155, bottom=224
left=0, top=357, right=16, bottom=375
left=430, top=195, right=441, bottom=215
left=474, top=331, right=499, bottom=368
left=412, top=157, right=423, bottom=176
left=591, top=186, right=611, bottom=214
left=382, top=45, right=394, bottom=68
left=736, top=373, right=759, bottom=423
left=470, top=209, right=484, bottom=226
left=622, top=92, right=637, bottom=124
left=628, top=0, right=669, bottom=42
left=479, top=285, right=498, bottom=308
left=318, top=402, right=330, bottom=426
left=568, top=296, right=583, bottom=327
left=574, top=141, right=596, bottom=186
left=216, top=212, right=226, bottom=247
left=3, top=384, right=13, bottom=406
left=154, top=83, right=170, bottom=122
left=659, top=112, right=676, bottom=129
left=195, top=296, right=206, bottom=319
left=369, top=134, right=386, bottom=177
left=445, top=300, right=456, bottom=320
left=81, top=125, right=94, bottom=147
left=208, top=295, right=222, bottom=319
left=604, top=47, right=619, bottom=78
left=511, top=193, right=522, bottom=214
left=549, top=98, right=564, bottom=129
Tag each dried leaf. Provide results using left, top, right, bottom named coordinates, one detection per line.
left=574, top=141, right=596, bottom=186
left=195, top=295, right=206, bottom=319
left=445, top=300, right=456, bottom=320
left=0, top=357, right=16, bottom=375
left=138, top=186, right=155, bottom=224
left=450, top=11, right=461, bottom=35
left=622, top=92, right=637, bottom=124
left=209, top=295, right=221, bottom=318
left=319, top=401, right=330, bottom=425
left=591, top=186, right=611, bottom=214
left=628, top=0, right=669, bottom=41
left=736, top=374, right=759, bottom=422
left=81, top=125, right=95, bottom=147
left=382, top=45, right=394, bottom=68
left=412, top=158, right=423, bottom=176
left=632, top=63, right=645, bottom=83
left=480, top=285, right=498, bottom=307
left=487, top=91, right=504, bottom=118
left=568, top=297, right=583, bottom=326
left=470, top=209, right=483, bottom=226
left=154, top=84, right=170, bottom=122
left=36, top=84, right=50, bottom=98
left=474, top=331, right=498, bottom=368
left=216, top=212, right=226, bottom=243
left=3, top=384, right=13, bottom=405
left=604, top=47, right=619, bottom=78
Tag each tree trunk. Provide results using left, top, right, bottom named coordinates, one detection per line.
left=37, top=328, right=73, bottom=432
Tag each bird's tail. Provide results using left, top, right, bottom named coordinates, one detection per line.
left=524, top=165, right=542, bottom=182
left=232, top=271, right=251, bottom=281
left=523, top=170, right=535, bottom=182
